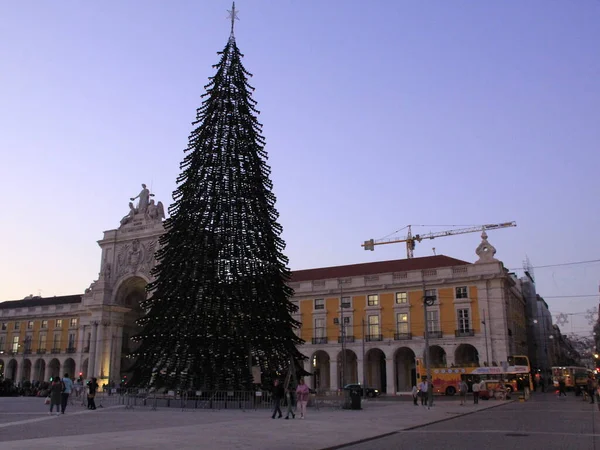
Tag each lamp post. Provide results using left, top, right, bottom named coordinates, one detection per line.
left=422, top=274, right=435, bottom=408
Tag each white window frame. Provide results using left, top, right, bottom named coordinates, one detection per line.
left=52, top=333, right=61, bottom=349
left=314, top=298, right=325, bottom=311
left=69, top=318, right=78, bottom=328
left=314, top=318, right=326, bottom=340
left=367, top=294, right=379, bottom=307
left=68, top=333, right=76, bottom=349
left=426, top=309, right=440, bottom=333
left=425, top=289, right=437, bottom=302
left=340, top=296, right=352, bottom=310
left=457, top=308, right=471, bottom=333
left=14, top=322, right=20, bottom=331
left=395, top=291, right=408, bottom=304
left=41, top=320, right=48, bottom=329
left=11, top=335, right=19, bottom=352
left=455, top=286, right=468, bottom=299
left=396, top=312, right=409, bottom=334
left=367, top=314, right=380, bottom=338
left=27, top=321, right=34, bottom=330
left=55, top=319, right=63, bottom=328
left=39, top=333, right=47, bottom=350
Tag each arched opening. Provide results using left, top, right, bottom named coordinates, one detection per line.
left=337, top=349, right=358, bottom=387
left=426, top=345, right=447, bottom=367
left=455, top=344, right=479, bottom=367
left=48, top=358, right=61, bottom=380
left=63, top=358, right=76, bottom=378
left=311, top=351, right=331, bottom=392
left=394, top=347, right=416, bottom=392
left=34, top=359, right=46, bottom=382
left=81, top=358, right=89, bottom=379
left=365, top=348, right=386, bottom=392
left=7, top=359, right=18, bottom=382
left=22, top=359, right=32, bottom=382
left=115, top=276, right=147, bottom=382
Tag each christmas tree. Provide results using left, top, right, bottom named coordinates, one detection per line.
left=129, top=4, right=304, bottom=390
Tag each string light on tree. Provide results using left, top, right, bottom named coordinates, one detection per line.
left=128, top=3, right=304, bottom=391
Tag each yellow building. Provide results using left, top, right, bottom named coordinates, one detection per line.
left=290, top=233, right=527, bottom=395
left=0, top=295, right=83, bottom=382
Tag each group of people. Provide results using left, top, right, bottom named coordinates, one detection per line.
left=46, top=375, right=99, bottom=415
left=411, top=377, right=489, bottom=406
left=270, top=378, right=310, bottom=420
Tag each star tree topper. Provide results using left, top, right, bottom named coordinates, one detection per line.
left=227, top=2, right=239, bottom=34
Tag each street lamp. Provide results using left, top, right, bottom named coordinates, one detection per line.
left=422, top=292, right=436, bottom=408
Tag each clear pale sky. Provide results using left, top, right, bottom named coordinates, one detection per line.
left=1, top=1, right=599, bottom=337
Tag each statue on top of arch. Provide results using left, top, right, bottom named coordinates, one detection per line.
left=120, top=183, right=165, bottom=227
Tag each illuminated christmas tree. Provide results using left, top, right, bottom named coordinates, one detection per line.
left=130, top=4, right=304, bottom=390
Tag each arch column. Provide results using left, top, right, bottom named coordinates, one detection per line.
left=94, top=323, right=105, bottom=378
left=357, top=358, right=364, bottom=387
left=15, top=361, right=23, bottom=384
left=76, top=325, right=85, bottom=375
left=329, top=359, right=338, bottom=391
left=88, top=322, right=99, bottom=378
left=385, top=358, right=394, bottom=395
left=303, top=359, right=312, bottom=390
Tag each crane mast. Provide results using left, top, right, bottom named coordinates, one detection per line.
left=362, top=221, right=516, bottom=259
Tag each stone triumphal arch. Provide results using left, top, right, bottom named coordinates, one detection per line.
left=78, top=184, right=165, bottom=386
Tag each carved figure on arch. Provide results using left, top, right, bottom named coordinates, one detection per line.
left=130, top=184, right=153, bottom=214
left=146, top=200, right=165, bottom=222
left=120, top=202, right=136, bottom=226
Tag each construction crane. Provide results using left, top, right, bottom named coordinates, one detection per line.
left=362, top=221, right=517, bottom=259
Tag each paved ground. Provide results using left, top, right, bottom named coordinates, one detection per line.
left=342, top=392, right=600, bottom=450
left=0, top=392, right=588, bottom=449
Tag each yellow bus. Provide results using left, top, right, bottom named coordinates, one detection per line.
left=552, top=366, right=591, bottom=390
left=416, top=355, right=532, bottom=395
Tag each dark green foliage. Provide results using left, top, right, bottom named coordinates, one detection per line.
left=129, top=34, right=304, bottom=390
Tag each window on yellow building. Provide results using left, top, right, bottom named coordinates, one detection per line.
left=14, top=322, right=20, bottom=331
left=367, top=294, right=379, bottom=306
left=69, top=318, right=78, bottom=327
left=68, top=333, right=76, bottom=350
left=39, top=334, right=47, bottom=350
left=27, top=321, right=34, bottom=330
left=41, top=320, right=48, bottom=329
left=0, top=336, right=5, bottom=351
left=1, top=323, right=6, bottom=331
left=341, top=296, right=351, bottom=309
left=395, top=292, right=408, bottom=304
left=457, top=309, right=470, bottom=333
left=53, top=334, right=61, bottom=350
left=426, top=310, right=439, bottom=332
left=56, top=319, right=63, bottom=328
left=11, top=336, right=19, bottom=353
left=456, top=287, right=468, bottom=299
left=314, top=318, right=325, bottom=341
left=368, top=315, right=380, bottom=337
left=425, top=289, right=437, bottom=301
left=396, top=313, right=409, bottom=334
left=314, top=298, right=324, bottom=310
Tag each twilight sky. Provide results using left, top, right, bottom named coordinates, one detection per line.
left=1, top=1, right=599, bottom=337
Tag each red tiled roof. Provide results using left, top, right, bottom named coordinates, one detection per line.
left=290, top=255, right=470, bottom=283
left=0, top=294, right=82, bottom=310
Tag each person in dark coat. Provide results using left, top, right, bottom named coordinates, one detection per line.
left=48, top=377, right=62, bottom=416
left=271, top=379, right=284, bottom=419
left=87, top=378, right=99, bottom=410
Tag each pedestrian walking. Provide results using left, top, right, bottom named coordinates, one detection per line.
left=418, top=378, right=429, bottom=406
left=411, top=385, right=418, bottom=406
left=284, top=384, right=296, bottom=419
left=458, top=379, right=468, bottom=405
left=539, top=378, right=545, bottom=393
left=271, top=379, right=284, bottom=419
left=61, top=373, right=73, bottom=414
left=558, top=378, right=567, bottom=397
left=472, top=378, right=480, bottom=404
left=48, top=377, right=62, bottom=416
left=588, top=376, right=597, bottom=404
left=296, top=378, right=310, bottom=419
left=87, top=378, right=98, bottom=410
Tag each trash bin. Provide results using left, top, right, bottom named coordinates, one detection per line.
left=349, top=388, right=362, bottom=410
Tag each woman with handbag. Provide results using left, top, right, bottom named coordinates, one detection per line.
left=87, top=378, right=98, bottom=410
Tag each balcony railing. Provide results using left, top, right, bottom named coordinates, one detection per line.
left=365, top=334, right=383, bottom=342
left=83, top=346, right=90, bottom=353
left=394, top=332, right=412, bottom=340
left=51, top=348, right=61, bottom=354
left=311, top=337, right=328, bottom=345
left=36, top=349, right=46, bottom=354
left=338, top=335, right=355, bottom=344
left=455, top=329, right=475, bottom=337
left=23, top=349, right=32, bottom=354
left=424, top=331, right=443, bottom=339
left=66, top=347, right=77, bottom=353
